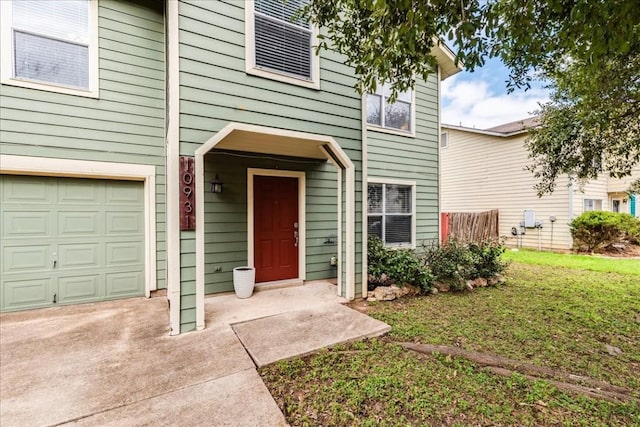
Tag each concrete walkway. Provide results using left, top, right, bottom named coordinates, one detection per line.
left=0, top=281, right=389, bottom=426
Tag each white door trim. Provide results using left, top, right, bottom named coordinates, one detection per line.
left=0, top=154, right=157, bottom=298
left=247, top=168, right=306, bottom=282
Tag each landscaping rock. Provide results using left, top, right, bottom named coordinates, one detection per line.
left=605, top=345, right=623, bottom=356
left=370, top=284, right=420, bottom=301
left=474, top=278, right=488, bottom=288
left=430, top=287, right=438, bottom=295
left=434, top=282, right=450, bottom=293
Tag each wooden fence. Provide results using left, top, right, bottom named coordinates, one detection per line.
left=441, top=209, right=499, bottom=243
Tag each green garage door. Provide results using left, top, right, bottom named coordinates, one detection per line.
left=1, top=175, right=145, bottom=312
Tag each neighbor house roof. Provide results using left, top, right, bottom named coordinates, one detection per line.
left=442, top=117, right=539, bottom=137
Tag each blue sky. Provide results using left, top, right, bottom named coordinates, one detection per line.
left=441, top=58, right=550, bottom=129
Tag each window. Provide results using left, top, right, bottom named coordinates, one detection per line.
left=366, top=83, right=414, bottom=134
left=583, top=199, right=602, bottom=212
left=0, top=0, right=98, bottom=97
left=367, top=181, right=415, bottom=246
left=245, top=0, right=319, bottom=88
left=440, top=132, right=448, bottom=148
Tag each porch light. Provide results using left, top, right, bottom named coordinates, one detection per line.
left=210, top=174, right=224, bottom=193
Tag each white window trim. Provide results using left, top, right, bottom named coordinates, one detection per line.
left=0, top=0, right=99, bottom=98
left=582, top=198, right=603, bottom=212
left=440, top=131, right=448, bottom=148
left=367, top=177, right=417, bottom=249
left=365, top=87, right=416, bottom=137
left=244, top=0, right=320, bottom=89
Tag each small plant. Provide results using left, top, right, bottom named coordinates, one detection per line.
left=367, top=236, right=433, bottom=291
left=570, top=211, right=640, bottom=252
left=468, top=239, right=509, bottom=278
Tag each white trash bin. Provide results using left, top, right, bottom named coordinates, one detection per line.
left=233, top=266, right=255, bottom=299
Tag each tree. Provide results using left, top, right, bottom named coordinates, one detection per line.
left=305, top=0, right=640, bottom=190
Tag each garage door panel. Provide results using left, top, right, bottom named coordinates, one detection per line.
left=1, top=176, right=54, bottom=204
left=105, top=181, right=143, bottom=203
left=1, top=175, right=145, bottom=312
left=58, top=211, right=101, bottom=236
left=106, top=271, right=143, bottom=297
left=2, top=211, right=52, bottom=238
left=2, top=245, right=51, bottom=273
left=2, top=278, right=53, bottom=310
left=58, top=243, right=100, bottom=269
left=106, top=211, right=143, bottom=235
left=106, top=241, right=143, bottom=266
left=58, top=179, right=104, bottom=204
left=58, top=275, right=102, bottom=303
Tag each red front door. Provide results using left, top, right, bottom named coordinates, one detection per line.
left=254, top=175, right=299, bottom=283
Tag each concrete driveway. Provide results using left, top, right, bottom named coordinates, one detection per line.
left=0, top=282, right=389, bottom=426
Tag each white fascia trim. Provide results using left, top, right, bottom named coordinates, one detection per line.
left=0, top=154, right=157, bottom=297
left=244, top=0, right=320, bottom=90
left=0, top=0, right=99, bottom=98
left=247, top=168, right=306, bottom=281
left=166, top=0, right=182, bottom=335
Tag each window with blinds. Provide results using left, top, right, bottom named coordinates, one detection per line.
left=8, top=0, right=91, bottom=89
left=252, top=0, right=313, bottom=81
left=367, top=182, right=415, bottom=246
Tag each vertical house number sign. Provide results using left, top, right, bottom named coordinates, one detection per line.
left=180, top=156, right=195, bottom=231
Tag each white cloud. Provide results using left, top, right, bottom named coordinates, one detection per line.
left=441, top=74, right=549, bottom=129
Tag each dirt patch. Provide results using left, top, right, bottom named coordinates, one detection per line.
left=345, top=298, right=373, bottom=314
left=596, top=244, right=640, bottom=257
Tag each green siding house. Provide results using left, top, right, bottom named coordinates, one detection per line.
left=0, top=0, right=459, bottom=334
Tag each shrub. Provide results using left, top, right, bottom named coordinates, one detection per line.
left=467, top=239, right=509, bottom=279
left=422, top=240, right=478, bottom=291
left=422, top=239, right=508, bottom=290
left=570, top=211, right=640, bottom=252
left=367, top=236, right=433, bottom=292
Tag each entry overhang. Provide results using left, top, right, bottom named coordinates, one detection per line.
left=193, top=122, right=356, bottom=331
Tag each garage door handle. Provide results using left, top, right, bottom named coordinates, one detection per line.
left=53, top=260, right=57, bottom=268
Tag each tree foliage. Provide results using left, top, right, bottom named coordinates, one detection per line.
left=305, top=0, right=640, bottom=189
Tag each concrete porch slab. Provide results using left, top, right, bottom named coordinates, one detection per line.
left=231, top=303, right=391, bottom=367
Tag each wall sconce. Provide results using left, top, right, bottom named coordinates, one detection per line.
left=623, top=199, right=628, bottom=204
left=209, top=174, right=224, bottom=193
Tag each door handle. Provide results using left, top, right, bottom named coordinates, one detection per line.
left=294, top=230, right=299, bottom=247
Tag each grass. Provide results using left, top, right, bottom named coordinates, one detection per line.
left=260, top=252, right=640, bottom=426
left=502, top=248, right=640, bottom=275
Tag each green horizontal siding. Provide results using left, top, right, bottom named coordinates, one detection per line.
left=367, top=77, right=440, bottom=245
left=0, top=0, right=166, bottom=291
left=177, top=0, right=363, bottom=323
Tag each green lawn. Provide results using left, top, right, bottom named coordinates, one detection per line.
left=260, top=252, right=640, bottom=426
left=502, top=248, right=640, bottom=275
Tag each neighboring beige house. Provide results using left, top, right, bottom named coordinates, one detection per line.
left=440, top=118, right=640, bottom=250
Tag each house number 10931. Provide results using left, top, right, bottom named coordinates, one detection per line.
left=180, top=156, right=196, bottom=231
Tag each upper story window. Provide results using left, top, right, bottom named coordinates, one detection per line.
left=0, top=0, right=98, bottom=97
left=583, top=199, right=602, bottom=212
left=366, top=83, right=415, bottom=135
left=245, top=0, right=320, bottom=89
left=367, top=180, right=416, bottom=247
left=440, top=132, right=448, bottom=148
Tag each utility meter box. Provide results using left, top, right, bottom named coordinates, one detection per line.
left=523, top=210, right=536, bottom=228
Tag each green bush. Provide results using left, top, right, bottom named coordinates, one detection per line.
left=422, top=240, right=478, bottom=290
left=422, top=239, right=508, bottom=291
left=570, top=211, right=640, bottom=252
left=367, top=236, right=433, bottom=292
left=468, top=239, right=509, bottom=279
